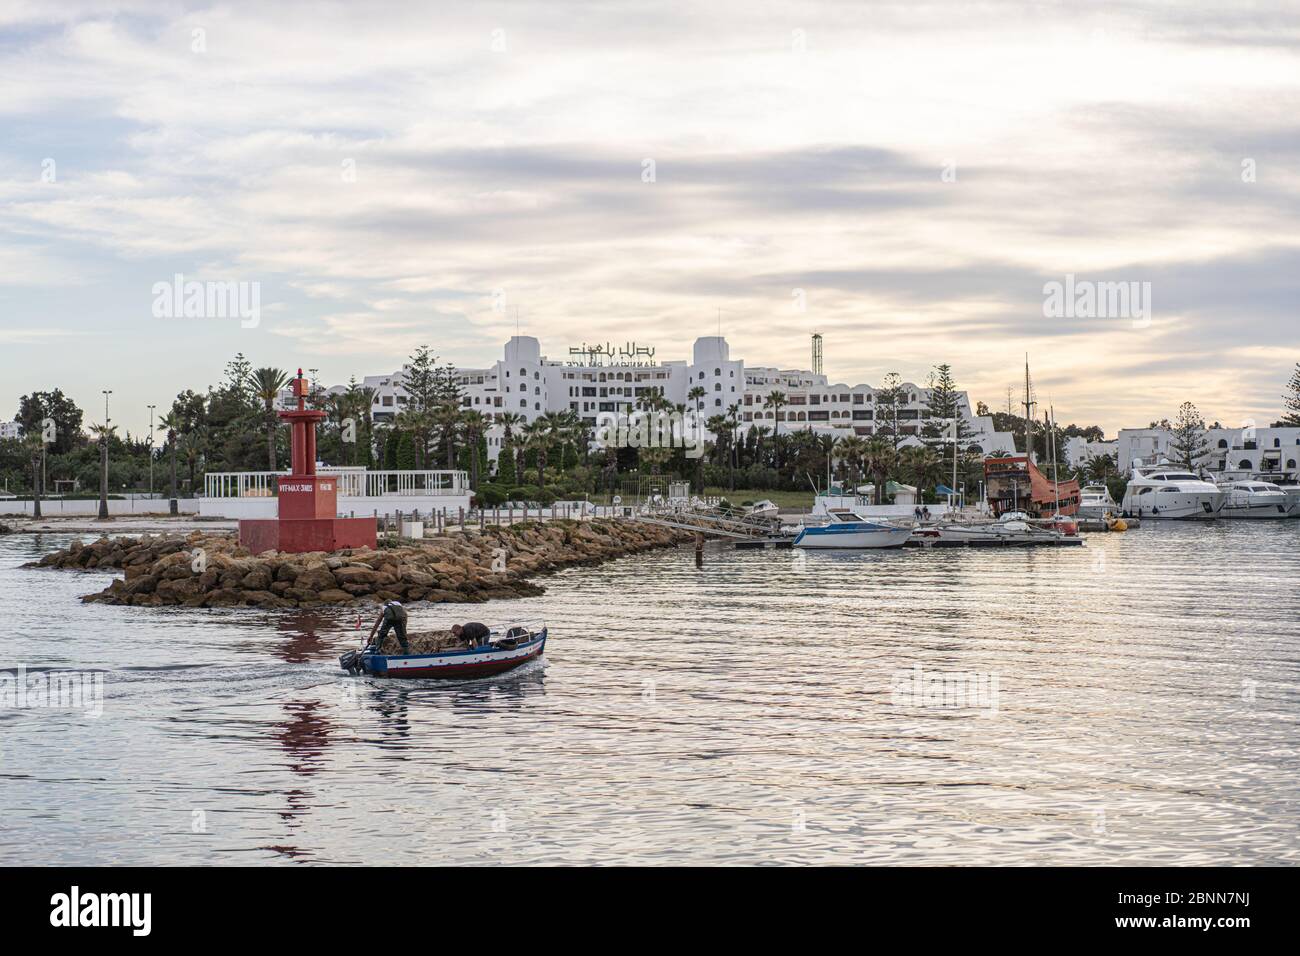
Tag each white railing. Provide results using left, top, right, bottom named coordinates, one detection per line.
left=204, top=468, right=468, bottom=499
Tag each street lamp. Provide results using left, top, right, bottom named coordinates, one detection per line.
left=99, top=390, right=113, bottom=521
left=147, top=404, right=156, bottom=498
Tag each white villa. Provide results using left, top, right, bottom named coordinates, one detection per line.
left=1117, top=425, right=1300, bottom=478
left=1063, top=437, right=1119, bottom=471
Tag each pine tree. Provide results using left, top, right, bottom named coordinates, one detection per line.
left=1281, top=363, right=1300, bottom=427
left=921, top=364, right=973, bottom=484
left=396, top=431, right=416, bottom=470
left=1170, top=401, right=1210, bottom=470
left=496, top=441, right=518, bottom=484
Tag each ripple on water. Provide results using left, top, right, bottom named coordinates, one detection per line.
left=0, top=522, right=1297, bottom=864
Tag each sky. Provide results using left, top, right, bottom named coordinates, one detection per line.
left=2, top=0, right=1298, bottom=440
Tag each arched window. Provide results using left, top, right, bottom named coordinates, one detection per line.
left=1239, top=459, right=1252, bottom=468
left=714, top=383, right=721, bottom=391
left=1217, top=439, right=1228, bottom=448
left=519, top=399, right=527, bottom=408
left=1274, top=437, right=1281, bottom=447
left=714, top=368, right=721, bottom=376
left=520, top=368, right=527, bottom=376
left=1288, top=459, right=1297, bottom=469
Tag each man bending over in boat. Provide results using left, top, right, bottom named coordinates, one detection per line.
left=365, top=600, right=410, bottom=655
left=451, top=622, right=491, bottom=648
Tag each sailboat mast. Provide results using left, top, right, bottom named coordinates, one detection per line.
left=1048, top=407, right=1060, bottom=515
left=1022, top=356, right=1035, bottom=465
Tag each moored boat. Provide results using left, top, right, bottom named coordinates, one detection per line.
left=1077, top=484, right=1118, bottom=521
left=1217, top=480, right=1293, bottom=519
left=1120, top=464, right=1224, bottom=519
left=911, top=510, right=1069, bottom=544
left=794, top=514, right=913, bottom=549
left=340, top=621, right=547, bottom=679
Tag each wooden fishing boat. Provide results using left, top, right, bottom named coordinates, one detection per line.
left=339, top=621, right=547, bottom=679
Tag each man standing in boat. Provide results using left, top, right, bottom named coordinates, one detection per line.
left=366, top=600, right=410, bottom=655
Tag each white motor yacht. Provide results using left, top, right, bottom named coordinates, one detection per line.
left=1120, top=465, right=1225, bottom=519
left=1217, top=480, right=1293, bottom=519
left=793, top=508, right=914, bottom=549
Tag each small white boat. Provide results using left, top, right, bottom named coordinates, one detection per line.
left=745, top=499, right=780, bottom=522
left=793, top=512, right=912, bottom=549
left=1217, top=480, right=1292, bottom=519
left=912, top=510, right=1067, bottom=544
left=1077, top=484, right=1117, bottom=520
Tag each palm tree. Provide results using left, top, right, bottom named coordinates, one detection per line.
left=688, top=385, right=706, bottom=427
left=247, top=368, right=288, bottom=471
left=23, top=433, right=44, bottom=519
left=763, top=390, right=787, bottom=438
left=1086, top=453, right=1118, bottom=484
left=521, top=417, right=553, bottom=491
left=90, top=423, right=117, bottom=519
left=899, top=444, right=942, bottom=499
left=863, top=437, right=896, bottom=505
left=725, top=403, right=741, bottom=490
left=837, top=435, right=867, bottom=488
left=180, top=425, right=207, bottom=494
left=433, top=402, right=463, bottom=470
left=158, top=410, right=182, bottom=515
left=460, top=409, right=488, bottom=489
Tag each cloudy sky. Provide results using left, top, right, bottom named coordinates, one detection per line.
left=2, top=0, right=1298, bottom=439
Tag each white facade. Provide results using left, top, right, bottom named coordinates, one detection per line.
left=1117, top=426, right=1300, bottom=478
left=316, top=335, right=1016, bottom=466
left=0, top=422, right=21, bottom=440
left=1064, top=437, right=1118, bottom=470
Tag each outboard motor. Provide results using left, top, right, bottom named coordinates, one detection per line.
left=339, top=649, right=365, bottom=674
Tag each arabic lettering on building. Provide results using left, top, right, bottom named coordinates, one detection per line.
left=566, top=342, right=658, bottom=367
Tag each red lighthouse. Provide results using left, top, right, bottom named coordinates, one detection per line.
left=239, top=369, right=377, bottom=554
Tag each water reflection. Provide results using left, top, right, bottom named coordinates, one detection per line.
left=0, top=524, right=1296, bottom=865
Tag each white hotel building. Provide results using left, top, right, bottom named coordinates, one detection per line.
left=316, top=335, right=1016, bottom=467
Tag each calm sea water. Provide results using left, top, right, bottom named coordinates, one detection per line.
left=1, top=523, right=1296, bottom=865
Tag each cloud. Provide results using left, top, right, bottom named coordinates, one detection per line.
left=0, top=1, right=1298, bottom=436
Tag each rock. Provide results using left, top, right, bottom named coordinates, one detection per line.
left=316, top=588, right=354, bottom=604
left=333, top=565, right=379, bottom=586
left=295, top=567, right=336, bottom=592
left=240, top=568, right=272, bottom=590
left=156, top=577, right=201, bottom=601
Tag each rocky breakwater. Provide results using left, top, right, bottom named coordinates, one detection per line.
left=29, top=520, right=690, bottom=609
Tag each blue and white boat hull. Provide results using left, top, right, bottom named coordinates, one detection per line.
left=793, top=520, right=912, bottom=549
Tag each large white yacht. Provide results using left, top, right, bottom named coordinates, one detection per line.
left=1216, top=480, right=1293, bottom=519
left=1120, top=464, right=1225, bottom=519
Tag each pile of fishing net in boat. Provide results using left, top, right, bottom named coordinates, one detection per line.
left=371, top=628, right=469, bottom=655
